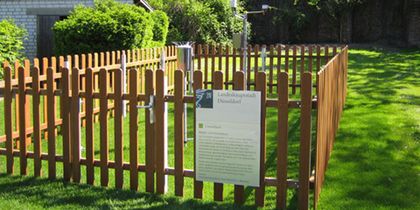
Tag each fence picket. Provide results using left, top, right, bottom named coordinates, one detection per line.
left=292, top=46, right=297, bottom=94
left=33, top=67, right=42, bottom=177
left=23, top=60, right=31, bottom=144
left=218, top=44, right=223, bottom=71
left=18, top=67, right=27, bottom=175
left=247, top=45, right=251, bottom=90
left=114, top=68, right=124, bottom=189
left=42, top=58, right=48, bottom=139
left=233, top=71, right=245, bottom=205
left=86, top=68, right=95, bottom=185
left=4, top=67, right=13, bottom=174
left=301, top=45, right=305, bottom=75
left=211, top=46, right=216, bottom=84
left=155, top=69, right=166, bottom=194
left=309, top=46, right=313, bottom=73
left=46, top=67, right=56, bottom=179
left=285, top=46, right=289, bottom=75
left=193, top=70, right=204, bottom=199
left=204, top=45, right=209, bottom=89
left=212, top=71, right=224, bottom=202
left=255, top=72, right=267, bottom=206
left=145, top=69, right=155, bottom=193
left=225, top=46, right=230, bottom=89
left=197, top=45, right=202, bottom=70
left=254, top=45, right=259, bottom=88
left=174, top=70, right=185, bottom=196
left=325, top=46, right=329, bottom=64
left=298, top=72, right=313, bottom=209
left=269, top=45, right=274, bottom=93
left=71, top=67, right=80, bottom=182
left=99, top=68, right=109, bottom=187
left=129, top=68, right=139, bottom=191
left=277, top=72, right=289, bottom=209
left=61, top=67, right=71, bottom=181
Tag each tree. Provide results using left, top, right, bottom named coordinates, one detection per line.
left=149, top=0, right=245, bottom=45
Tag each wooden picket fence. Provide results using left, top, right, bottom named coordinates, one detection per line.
left=193, top=44, right=342, bottom=93
left=0, top=44, right=348, bottom=209
left=0, top=45, right=178, bottom=144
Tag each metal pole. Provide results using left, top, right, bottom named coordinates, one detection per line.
left=242, top=13, right=248, bottom=88
left=121, top=51, right=127, bottom=117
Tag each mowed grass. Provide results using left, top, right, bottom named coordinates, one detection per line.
left=0, top=46, right=419, bottom=209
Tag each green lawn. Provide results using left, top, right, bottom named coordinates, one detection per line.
left=0, top=46, right=419, bottom=209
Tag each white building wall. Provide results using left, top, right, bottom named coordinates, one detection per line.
left=0, top=0, right=133, bottom=59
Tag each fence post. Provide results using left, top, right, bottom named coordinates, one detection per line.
left=33, top=67, right=42, bottom=177
left=233, top=71, right=245, bottom=205
left=4, top=66, right=13, bottom=174
left=298, top=72, right=313, bottom=209
left=193, top=70, right=204, bottom=199
left=71, top=67, right=80, bottom=182
left=269, top=45, right=274, bottom=93
left=99, top=68, right=109, bottom=187
left=212, top=71, right=224, bottom=202
left=292, top=46, right=297, bottom=94
left=277, top=72, right=289, bottom=209
left=174, top=70, right=185, bottom=196
left=114, top=68, right=124, bottom=189
left=255, top=72, right=267, bottom=207
left=145, top=69, right=155, bottom=193
left=155, top=69, right=167, bottom=194
left=129, top=68, right=139, bottom=191
left=18, top=67, right=27, bottom=175
left=61, top=67, right=72, bottom=181
left=86, top=68, right=95, bottom=185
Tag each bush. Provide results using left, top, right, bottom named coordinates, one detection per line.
left=53, top=0, right=168, bottom=55
left=0, top=19, right=26, bottom=64
left=151, top=10, right=169, bottom=46
left=149, top=0, right=245, bottom=45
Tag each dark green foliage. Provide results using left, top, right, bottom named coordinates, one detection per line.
left=149, top=0, right=245, bottom=45
left=53, top=0, right=168, bottom=55
left=0, top=19, right=26, bottom=78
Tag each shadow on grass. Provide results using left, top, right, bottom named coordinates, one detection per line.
left=0, top=174, right=260, bottom=210
left=318, top=47, right=420, bottom=209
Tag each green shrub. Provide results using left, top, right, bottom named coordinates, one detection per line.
left=151, top=10, right=169, bottom=46
left=0, top=19, right=26, bottom=79
left=53, top=0, right=168, bottom=55
left=0, top=19, right=26, bottom=65
left=149, top=0, right=245, bottom=45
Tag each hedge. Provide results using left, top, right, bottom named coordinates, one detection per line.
left=53, top=0, right=168, bottom=55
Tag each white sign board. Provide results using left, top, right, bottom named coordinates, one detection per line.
left=195, top=90, right=261, bottom=187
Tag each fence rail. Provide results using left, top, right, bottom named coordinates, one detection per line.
left=0, top=44, right=348, bottom=209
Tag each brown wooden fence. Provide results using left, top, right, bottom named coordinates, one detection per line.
left=0, top=46, right=178, bottom=144
left=0, top=44, right=348, bottom=209
left=193, top=44, right=343, bottom=93
left=315, top=47, right=348, bottom=207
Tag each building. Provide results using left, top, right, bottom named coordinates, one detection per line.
left=0, top=0, right=153, bottom=59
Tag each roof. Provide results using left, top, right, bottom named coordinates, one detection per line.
left=136, top=0, right=154, bottom=12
